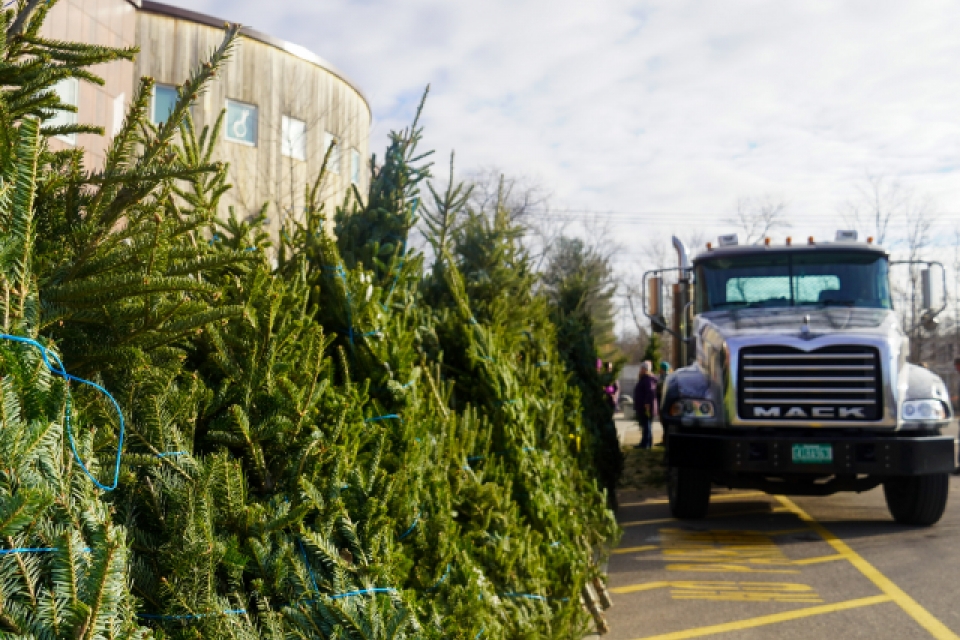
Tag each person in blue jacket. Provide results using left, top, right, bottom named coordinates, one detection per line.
left=633, top=361, right=658, bottom=449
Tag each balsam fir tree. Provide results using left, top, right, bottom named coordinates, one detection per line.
left=0, top=116, right=146, bottom=638
left=1, top=1, right=621, bottom=635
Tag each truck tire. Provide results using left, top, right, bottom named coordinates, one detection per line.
left=668, top=466, right=711, bottom=519
left=883, top=474, right=949, bottom=526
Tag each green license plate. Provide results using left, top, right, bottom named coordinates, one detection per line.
left=792, top=444, right=833, bottom=464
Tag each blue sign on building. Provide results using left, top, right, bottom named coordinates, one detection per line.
left=226, top=100, right=258, bottom=146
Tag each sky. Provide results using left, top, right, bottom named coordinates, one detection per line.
left=168, top=0, right=960, bottom=270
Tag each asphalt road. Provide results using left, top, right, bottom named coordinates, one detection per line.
left=601, top=419, right=960, bottom=640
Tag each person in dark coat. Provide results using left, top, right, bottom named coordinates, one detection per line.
left=633, top=361, right=658, bottom=449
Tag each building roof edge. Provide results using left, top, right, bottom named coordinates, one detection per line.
left=139, top=1, right=371, bottom=119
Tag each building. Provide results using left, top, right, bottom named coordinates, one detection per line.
left=44, top=0, right=371, bottom=234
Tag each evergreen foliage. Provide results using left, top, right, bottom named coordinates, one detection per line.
left=542, top=240, right=622, bottom=507
left=641, top=333, right=663, bottom=368
left=0, top=4, right=621, bottom=637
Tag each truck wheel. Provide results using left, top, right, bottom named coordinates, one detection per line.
left=668, top=466, right=711, bottom=519
left=883, top=474, right=949, bottom=526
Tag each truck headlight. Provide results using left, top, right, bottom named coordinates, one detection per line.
left=670, top=400, right=715, bottom=418
left=901, top=400, right=946, bottom=421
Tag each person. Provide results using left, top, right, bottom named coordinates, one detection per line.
left=657, top=361, right=671, bottom=401
left=633, top=361, right=658, bottom=449
left=603, top=362, right=620, bottom=412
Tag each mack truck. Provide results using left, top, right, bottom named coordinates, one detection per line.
left=645, top=231, right=957, bottom=526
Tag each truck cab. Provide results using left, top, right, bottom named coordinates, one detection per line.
left=651, top=232, right=955, bottom=525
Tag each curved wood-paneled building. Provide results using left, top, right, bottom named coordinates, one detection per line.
left=46, top=0, right=371, bottom=234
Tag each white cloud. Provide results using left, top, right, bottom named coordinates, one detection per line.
left=164, top=0, right=960, bottom=254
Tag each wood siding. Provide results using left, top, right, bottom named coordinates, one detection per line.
left=135, top=12, right=371, bottom=235
left=42, top=0, right=138, bottom=167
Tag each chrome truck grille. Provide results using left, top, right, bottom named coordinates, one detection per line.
left=737, top=345, right=882, bottom=421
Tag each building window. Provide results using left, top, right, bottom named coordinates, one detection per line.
left=225, top=99, right=258, bottom=146
left=350, top=149, right=361, bottom=184
left=281, top=115, right=306, bottom=161
left=49, top=77, right=79, bottom=144
left=153, top=84, right=177, bottom=125
left=323, top=132, right=340, bottom=174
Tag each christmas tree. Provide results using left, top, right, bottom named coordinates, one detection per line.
left=0, top=2, right=623, bottom=636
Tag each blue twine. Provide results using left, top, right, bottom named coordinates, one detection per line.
left=329, top=588, right=396, bottom=600
left=298, top=539, right=321, bottom=594
left=502, top=592, right=547, bottom=601
left=0, top=547, right=91, bottom=555
left=397, top=512, right=420, bottom=541
left=467, top=455, right=485, bottom=463
left=365, top=414, right=402, bottom=423
left=156, top=451, right=187, bottom=458
left=426, top=563, right=450, bottom=592
left=0, top=334, right=125, bottom=492
left=243, top=247, right=256, bottom=252
left=138, top=609, right=246, bottom=621
left=476, top=630, right=484, bottom=639
left=535, top=361, right=550, bottom=367
left=501, top=592, right=568, bottom=602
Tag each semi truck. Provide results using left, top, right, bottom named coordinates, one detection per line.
left=646, top=232, right=956, bottom=526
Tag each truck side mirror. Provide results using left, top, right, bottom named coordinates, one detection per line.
left=648, top=276, right=667, bottom=333
left=921, top=268, right=932, bottom=310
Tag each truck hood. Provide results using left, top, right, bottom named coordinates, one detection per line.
left=699, top=307, right=898, bottom=339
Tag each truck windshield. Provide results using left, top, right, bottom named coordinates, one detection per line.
left=696, top=251, right=892, bottom=312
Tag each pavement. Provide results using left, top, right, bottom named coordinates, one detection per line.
left=597, top=416, right=960, bottom=640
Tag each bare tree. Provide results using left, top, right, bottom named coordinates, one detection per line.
left=466, top=166, right=549, bottom=224
left=681, top=229, right=711, bottom=259
left=892, top=193, right=938, bottom=361
left=839, top=174, right=906, bottom=246
left=725, top=195, right=790, bottom=245
left=458, top=168, right=567, bottom=271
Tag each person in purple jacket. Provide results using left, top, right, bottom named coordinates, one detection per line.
left=633, top=361, right=658, bottom=449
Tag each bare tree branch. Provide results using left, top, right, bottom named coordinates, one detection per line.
left=725, top=195, right=790, bottom=244
left=839, top=174, right=905, bottom=246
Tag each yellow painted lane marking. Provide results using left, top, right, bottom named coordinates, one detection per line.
left=634, top=492, right=768, bottom=506
left=777, top=495, right=960, bottom=640
left=613, top=545, right=658, bottom=555
left=631, top=594, right=891, bottom=640
left=793, top=554, right=845, bottom=566
left=667, top=563, right=799, bottom=574
left=612, top=581, right=669, bottom=594
left=611, top=580, right=820, bottom=602
left=669, top=580, right=822, bottom=603
left=621, top=516, right=677, bottom=526
left=622, top=507, right=789, bottom=527
left=660, top=528, right=799, bottom=573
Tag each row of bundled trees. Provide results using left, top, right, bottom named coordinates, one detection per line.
left=0, top=4, right=620, bottom=638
